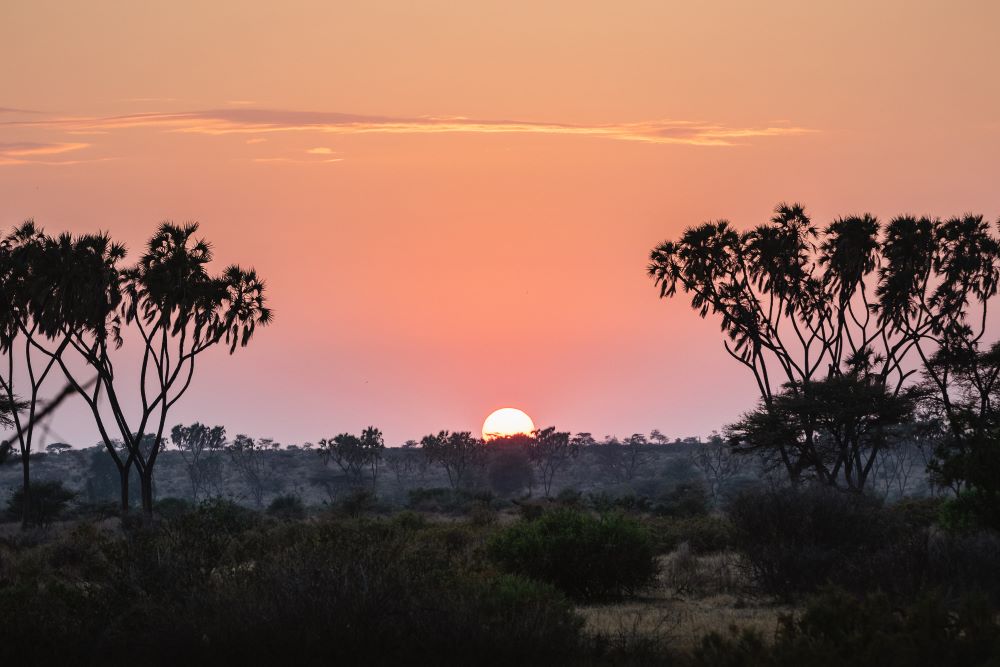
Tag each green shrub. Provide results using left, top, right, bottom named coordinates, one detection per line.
left=489, top=508, right=659, bottom=601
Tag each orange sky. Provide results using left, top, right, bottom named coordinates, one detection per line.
left=2, top=1, right=999, bottom=445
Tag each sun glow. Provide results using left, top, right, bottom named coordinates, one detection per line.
left=482, top=407, right=536, bottom=440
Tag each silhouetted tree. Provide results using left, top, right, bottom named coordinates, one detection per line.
left=690, top=433, right=746, bottom=507
left=650, top=204, right=1000, bottom=491
left=420, top=431, right=486, bottom=490
left=55, top=222, right=270, bottom=515
left=318, top=427, right=385, bottom=489
left=44, top=442, right=72, bottom=455
left=0, top=223, right=105, bottom=526
left=524, top=427, right=578, bottom=496
left=921, top=342, right=1000, bottom=528
left=487, top=446, right=534, bottom=497
left=171, top=423, right=226, bottom=501
left=227, top=434, right=279, bottom=508
left=649, top=429, right=670, bottom=445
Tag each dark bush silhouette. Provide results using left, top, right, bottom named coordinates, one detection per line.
left=0, top=512, right=583, bottom=665
left=267, top=494, right=306, bottom=520
left=489, top=508, right=658, bottom=601
left=488, top=446, right=533, bottom=497
left=694, top=588, right=1000, bottom=667
left=726, top=486, right=924, bottom=597
left=5, top=480, right=75, bottom=527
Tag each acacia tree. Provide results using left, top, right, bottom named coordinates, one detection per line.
left=318, top=426, right=385, bottom=488
left=420, top=430, right=486, bottom=490
left=170, top=422, right=226, bottom=502
left=649, top=204, right=1000, bottom=491
left=524, top=427, right=578, bottom=496
left=56, top=222, right=270, bottom=514
left=227, top=434, right=280, bottom=508
left=690, top=435, right=746, bottom=507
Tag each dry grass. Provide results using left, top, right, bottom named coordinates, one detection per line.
left=578, top=549, right=797, bottom=649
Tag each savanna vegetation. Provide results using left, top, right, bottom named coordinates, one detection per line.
left=2, top=204, right=1000, bottom=664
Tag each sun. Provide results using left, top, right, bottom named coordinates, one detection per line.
left=482, top=407, right=536, bottom=441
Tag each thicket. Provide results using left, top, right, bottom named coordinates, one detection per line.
left=489, top=508, right=659, bottom=601
left=0, top=502, right=583, bottom=665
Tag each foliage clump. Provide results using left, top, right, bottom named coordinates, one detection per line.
left=489, top=508, right=658, bottom=601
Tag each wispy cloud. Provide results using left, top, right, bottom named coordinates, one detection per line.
left=305, top=147, right=337, bottom=155
left=3, top=108, right=815, bottom=147
left=252, top=156, right=343, bottom=164
left=0, top=141, right=92, bottom=165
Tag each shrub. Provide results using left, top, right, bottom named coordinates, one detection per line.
left=693, top=588, right=1000, bottom=667
left=487, top=448, right=533, bottom=497
left=649, top=514, right=734, bottom=554
left=267, top=494, right=306, bottom=521
left=654, top=481, right=711, bottom=517
left=155, top=497, right=194, bottom=521
left=6, top=480, right=75, bottom=526
left=726, top=486, right=922, bottom=597
left=489, top=508, right=659, bottom=601
left=0, top=514, right=585, bottom=664
left=407, top=487, right=476, bottom=513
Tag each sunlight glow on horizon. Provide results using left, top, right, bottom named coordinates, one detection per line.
left=482, top=408, right=536, bottom=441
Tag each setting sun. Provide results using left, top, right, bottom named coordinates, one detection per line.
left=482, top=408, right=536, bottom=440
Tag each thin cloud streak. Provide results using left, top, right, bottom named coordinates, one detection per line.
left=4, top=108, right=816, bottom=147
left=0, top=141, right=90, bottom=165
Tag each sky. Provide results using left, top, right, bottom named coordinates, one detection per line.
left=2, top=1, right=999, bottom=446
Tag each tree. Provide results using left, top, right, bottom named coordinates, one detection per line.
left=524, top=427, right=578, bottom=496
left=384, top=447, right=420, bottom=486
left=0, top=223, right=103, bottom=527
left=727, top=366, right=919, bottom=492
left=649, top=429, right=670, bottom=445
left=318, top=427, right=384, bottom=489
left=650, top=204, right=1000, bottom=490
left=921, top=342, right=1000, bottom=528
left=170, top=423, right=226, bottom=501
left=690, top=433, right=746, bottom=507
left=6, top=480, right=75, bottom=527
left=45, top=442, right=72, bottom=455
left=593, top=434, right=649, bottom=482
left=227, top=434, right=279, bottom=508
left=487, top=446, right=534, bottom=497
left=420, top=430, right=486, bottom=490
left=56, top=222, right=270, bottom=515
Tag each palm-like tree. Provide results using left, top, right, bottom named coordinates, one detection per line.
left=59, top=222, right=271, bottom=514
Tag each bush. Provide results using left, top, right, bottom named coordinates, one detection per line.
left=489, top=508, right=659, bottom=601
left=654, top=481, right=711, bottom=517
left=693, top=588, right=1000, bottom=667
left=726, top=486, right=922, bottom=597
left=0, top=514, right=585, bottom=664
left=267, top=494, right=306, bottom=521
left=649, top=515, right=734, bottom=554
left=155, top=497, right=194, bottom=521
left=407, top=487, right=477, bottom=514
left=6, top=480, right=75, bottom=526
left=487, top=448, right=533, bottom=497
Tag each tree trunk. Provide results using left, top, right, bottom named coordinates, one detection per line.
left=20, top=459, right=31, bottom=529
left=140, top=468, right=155, bottom=516
left=119, top=465, right=131, bottom=513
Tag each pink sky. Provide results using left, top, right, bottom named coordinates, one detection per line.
left=2, top=1, right=999, bottom=446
